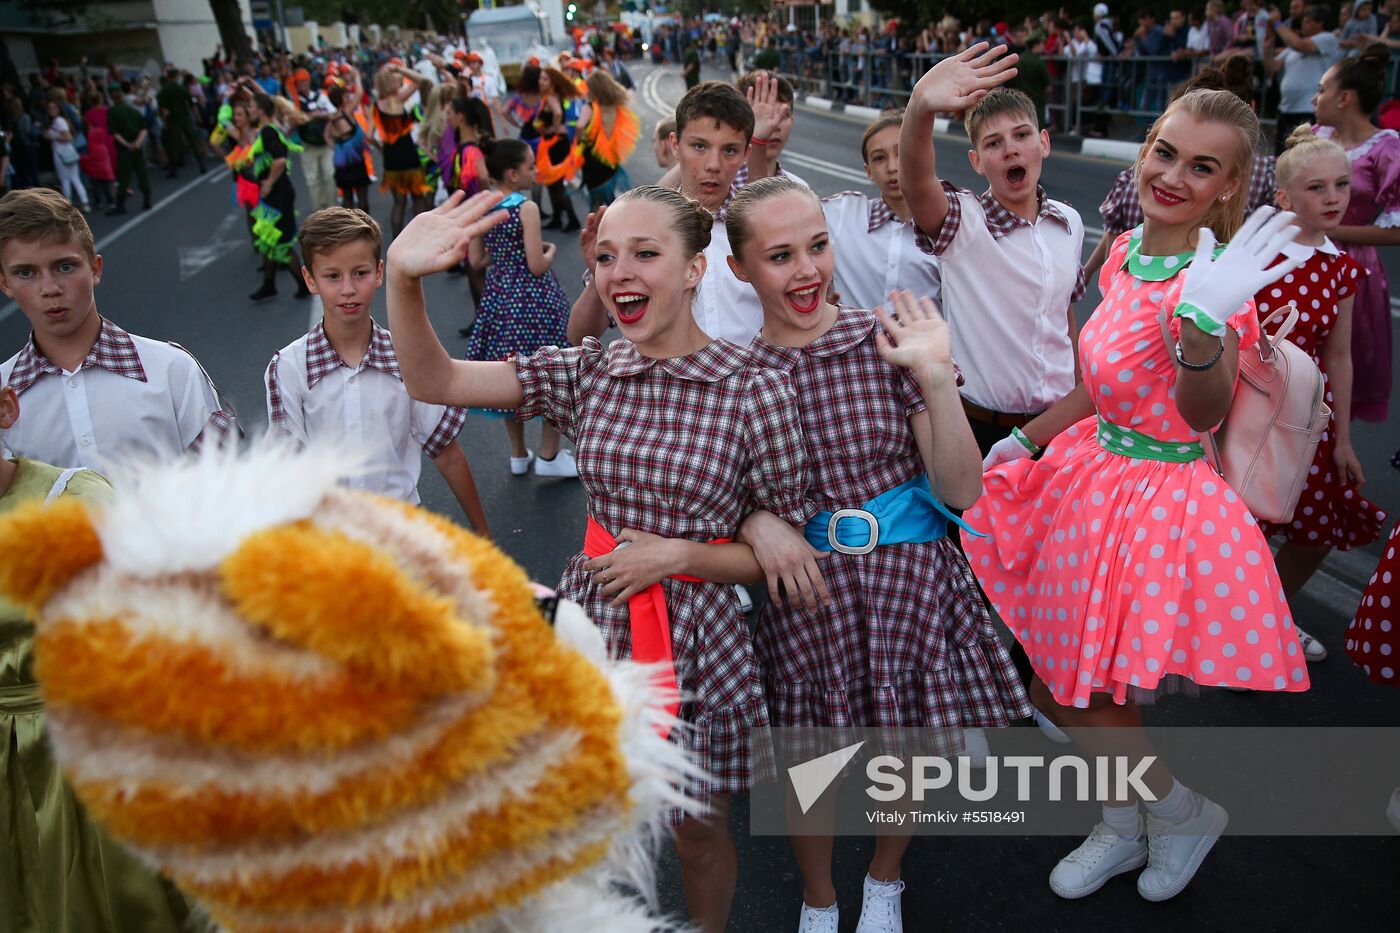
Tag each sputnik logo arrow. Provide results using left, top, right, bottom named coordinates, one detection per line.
left=788, top=740, right=865, bottom=815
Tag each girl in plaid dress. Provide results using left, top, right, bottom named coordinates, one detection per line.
left=726, top=177, right=1032, bottom=933
left=386, top=186, right=811, bottom=933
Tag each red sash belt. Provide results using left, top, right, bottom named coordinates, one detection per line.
left=583, top=517, right=730, bottom=736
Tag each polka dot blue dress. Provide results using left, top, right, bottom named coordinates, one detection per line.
left=466, top=201, right=571, bottom=416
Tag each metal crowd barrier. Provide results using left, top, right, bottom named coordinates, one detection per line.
left=760, top=45, right=1400, bottom=139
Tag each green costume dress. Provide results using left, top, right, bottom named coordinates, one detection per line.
left=0, top=459, right=195, bottom=933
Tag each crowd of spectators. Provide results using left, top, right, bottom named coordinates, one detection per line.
left=756, top=1, right=1398, bottom=135
left=0, top=36, right=509, bottom=208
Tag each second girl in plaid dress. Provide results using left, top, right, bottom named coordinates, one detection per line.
left=385, top=185, right=809, bottom=933
left=726, top=177, right=1032, bottom=933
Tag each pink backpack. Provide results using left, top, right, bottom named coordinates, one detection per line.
left=1159, top=302, right=1329, bottom=523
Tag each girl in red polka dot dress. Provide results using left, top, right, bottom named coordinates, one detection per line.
left=1254, top=126, right=1387, bottom=663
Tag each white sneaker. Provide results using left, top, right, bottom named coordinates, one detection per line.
left=1137, top=792, right=1228, bottom=902
left=854, top=875, right=904, bottom=933
left=1034, top=708, right=1071, bottom=744
left=509, top=449, right=534, bottom=476
left=534, top=449, right=579, bottom=478
left=960, top=727, right=989, bottom=768
left=1048, top=823, right=1148, bottom=899
left=797, top=902, right=838, bottom=933
left=1386, top=787, right=1400, bottom=833
left=1296, top=625, right=1327, bottom=662
left=734, top=584, right=754, bottom=613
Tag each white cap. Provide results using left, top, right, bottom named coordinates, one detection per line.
left=1094, top=3, right=1110, bottom=18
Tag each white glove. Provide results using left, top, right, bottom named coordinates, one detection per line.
left=983, top=431, right=1035, bottom=471
left=1174, top=206, right=1306, bottom=336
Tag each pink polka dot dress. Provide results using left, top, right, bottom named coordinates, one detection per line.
left=1346, top=521, right=1400, bottom=687
left=1254, top=243, right=1386, bottom=550
left=963, top=228, right=1311, bottom=708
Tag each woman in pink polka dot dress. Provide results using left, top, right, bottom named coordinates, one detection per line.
left=1254, top=127, right=1387, bottom=662
left=970, top=90, right=1312, bottom=902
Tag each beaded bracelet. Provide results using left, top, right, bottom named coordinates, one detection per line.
left=1174, top=337, right=1225, bottom=371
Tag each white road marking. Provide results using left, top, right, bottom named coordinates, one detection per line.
left=178, top=209, right=245, bottom=282
left=0, top=169, right=224, bottom=324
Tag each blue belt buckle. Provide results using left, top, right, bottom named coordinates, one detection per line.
left=828, top=508, right=879, bottom=555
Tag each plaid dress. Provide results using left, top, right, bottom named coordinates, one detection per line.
left=515, top=336, right=811, bottom=807
left=747, top=309, right=1032, bottom=749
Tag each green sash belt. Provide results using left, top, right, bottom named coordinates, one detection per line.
left=1095, top=418, right=1204, bottom=463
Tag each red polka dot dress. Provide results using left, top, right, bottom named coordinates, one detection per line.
left=1255, top=242, right=1386, bottom=549
left=963, top=228, right=1311, bottom=708
left=1346, top=521, right=1400, bottom=686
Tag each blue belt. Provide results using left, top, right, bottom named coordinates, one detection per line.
left=804, top=475, right=987, bottom=555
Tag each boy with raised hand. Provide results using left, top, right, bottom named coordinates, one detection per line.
left=901, top=45, right=1088, bottom=458
left=0, top=189, right=237, bottom=472
left=264, top=206, right=490, bottom=536
left=731, top=70, right=807, bottom=189
left=568, top=79, right=789, bottom=347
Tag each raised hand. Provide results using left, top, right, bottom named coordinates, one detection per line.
left=909, top=42, right=1019, bottom=113
left=579, top=205, right=606, bottom=274
left=745, top=71, right=791, bottom=144
left=1176, top=206, right=1305, bottom=335
left=875, top=290, right=955, bottom=385
left=386, top=190, right=505, bottom=280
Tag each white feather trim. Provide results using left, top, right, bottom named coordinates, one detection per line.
left=481, top=870, right=695, bottom=933
left=96, top=440, right=364, bottom=575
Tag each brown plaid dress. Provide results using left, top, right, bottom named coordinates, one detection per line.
left=515, top=336, right=812, bottom=807
left=747, top=309, right=1032, bottom=750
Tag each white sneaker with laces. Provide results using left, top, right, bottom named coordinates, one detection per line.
left=960, top=727, right=990, bottom=768
left=1034, top=708, right=1071, bottom=744
left=854, top=875, right=904, bottom=933
left=1136, top=792, right=1228, bottom=902
left=534, top=449, right=579, bottom=478
left=1387, top=787, right=1400, bottom=833
left=509, top=449, right=535, bottom=476
left=1295, top=625, right=1327, bottom=662
left=797, top=902, right=838, bottom=933
left=1048, top=823, right=1148, bottom=899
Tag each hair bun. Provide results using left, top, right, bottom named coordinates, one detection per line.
left=1282, top=122, right=1318, bottom=151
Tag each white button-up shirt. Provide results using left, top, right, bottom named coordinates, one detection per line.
left=1, top=318, right=232, bottom=471
left=916, top=182, right=1086, bottom=414
left=264, top=321, right=467, bottom=504
left=693, top=213, right=766, bottom=346
left=822, top=191, right=941, bottom=311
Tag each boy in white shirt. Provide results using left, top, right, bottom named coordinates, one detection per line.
left=901, top=47, right=1086, bottom=456
left=0, top=189, right=237, bottom=472
left=569, top=79, right=789, bottom=346
left=265, top=207, right=490, bottom=534
left=821, top=110, right=942, bottom=310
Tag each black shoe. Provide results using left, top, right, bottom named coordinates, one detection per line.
left=457, top=323, right=475, bottom=337
left=560, top=217, right=581, bottom=233
left=106, top=206, right=128, bottom=216
left=141, top=200, right=152, bottom=211
left=293, top=283, right=311, bottom=299
left=249, top=282, right=277, bottom=302
left=542, top=215, right=563, bottom=230
left=166, top=171, right=178, bottom=180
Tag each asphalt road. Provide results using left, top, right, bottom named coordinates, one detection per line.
left=3, top=60, right=1395, bottom=930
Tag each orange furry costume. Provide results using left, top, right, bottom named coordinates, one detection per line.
left=0, top=444, right=694, bottom=933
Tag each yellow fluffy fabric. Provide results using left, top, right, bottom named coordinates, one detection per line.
left=0, top=444, right=686, bottom=932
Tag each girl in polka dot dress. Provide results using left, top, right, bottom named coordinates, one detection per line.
left=1345, top=523, right=1400, bottom=830
left=466, top=138, right=576, bottom=478
left=1255, top=126, right=1387, bottom=662
left=972, top=90, right=1312, bottom=902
